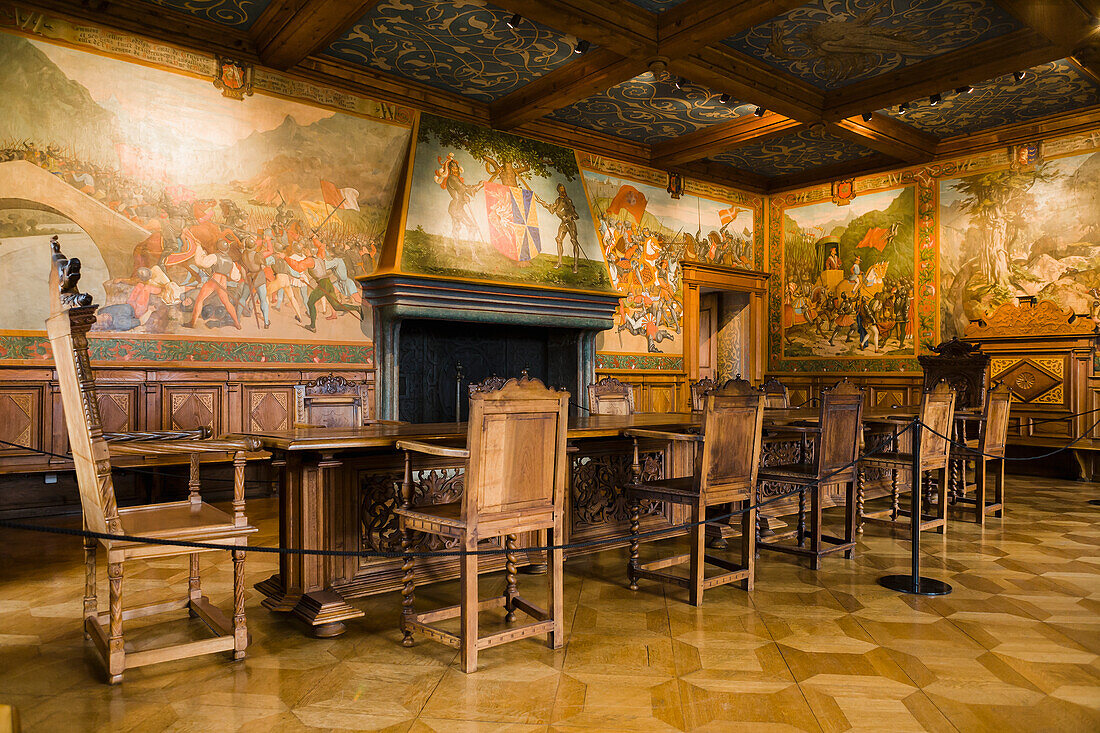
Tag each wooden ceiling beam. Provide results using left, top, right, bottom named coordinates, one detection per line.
left=824, top=29, right=1060, bottom=121
left=487, top=0, right=658, bottom=60
left=490, top=50, right=647, bottom=130
left=827, top=115, right=938, bottom=164
left=657, top=0, right=806, bottom=60
left=766, top=153, right=900, bottom=193
left=672, top=160, right=769, bottom=194
left=671, top=47, right=824, bottom=122
left=935, top=104, right=1100, bottom=158
left=251, top=0, right=382, bottom=70
left=650, top=113, right=802, bottom=167
left=514, top=118, right=650, bottom=167
left=996, top=0, right=1096, bottom=50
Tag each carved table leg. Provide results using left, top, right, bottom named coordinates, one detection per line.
left=504, top=533, right=518, bottom=622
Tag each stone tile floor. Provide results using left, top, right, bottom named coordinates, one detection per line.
left=0, top=476, right=1097, bottom=731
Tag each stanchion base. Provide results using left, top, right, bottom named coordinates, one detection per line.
left=1089, top=499, right=1100, bottom=506
left=878, top=574, right=952, bottom=596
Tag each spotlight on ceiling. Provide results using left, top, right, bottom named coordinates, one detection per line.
left=753, top=106, right=765, bottom=117
left=673, top=77, right=686, bottom=90
left=930, top=93, right=941, bottom=106
left=956, top=84, right=973, bottom=94
left=574, top=39, right=590, bottom=54
left=719, top=94, right=731, bottom=105
left=506, top=13, right=521, bottom=29
left=1013, top=70, right=1027, bottom=83
left=898, top=102, right=910, bottom=115
left=862, top=112, right=873, bottom=122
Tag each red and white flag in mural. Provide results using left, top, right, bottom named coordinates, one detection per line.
left=608, top=185, right=648, bottom=224
left=320, top=180, right=361, bottom=211
left=718, top=207, right=745, bottom=226
left=857, top=226, right=890, bottom=251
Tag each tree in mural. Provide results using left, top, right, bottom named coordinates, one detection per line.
left=950, top=163, right=1060, bottom=286
left=418, top=114, right=579, bottom=187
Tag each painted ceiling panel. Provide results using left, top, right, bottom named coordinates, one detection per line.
left=724, top=0, right=1022, bottom=91
left=714, top=129, right=876, bottom=177
left=137, top=0, right=274, bottom=29
left=879, top=60, right=1100, bottom=138
left=323, top=0, right=582, bottom=102
left=621, top=0, right=694, bottom=11
left=548, top=73, right=755, bottom=144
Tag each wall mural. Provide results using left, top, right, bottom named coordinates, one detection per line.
left=402, top=113, right=613, bottom=292
left=0, top=27, right=412, bottom=363
left=939, top=139, right=1100, bottom=340
left=724, top=0, right=1020, bottom=91
left=580, top=154, right=762, bottom=359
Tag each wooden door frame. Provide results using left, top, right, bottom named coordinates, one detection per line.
left=681, top=263, right=770, bottom=394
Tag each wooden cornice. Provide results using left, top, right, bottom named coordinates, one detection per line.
left=1073, top=40, right=1100, bottom=84
left=656, top=0, right=805, bottom=60
left=671, top=160, right=769, bottom=194
left=490, top=49, right=647, bottom=130
left=996, top=0, right=1096, bottom=50
left=767, top=153, right=900, bottom=193
left=513, top=118, right=650, bottom=166
left=251, top=0, right=382, bottom=70
left=824, top=29, right=1060, bottom=121
left=934, top=104, right=1100, bottom=159
left=671, top=47, right=824, bottom=122
left=827, top=115, right=938, bottom=164
left=651, top=113, right=802, bottom=167
left=487, top=0, right=657, bottom=60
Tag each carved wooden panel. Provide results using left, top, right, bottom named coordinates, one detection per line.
left=0, top=388, right=39, bottom=452
left=165, top=387, right=220, bottom=432
left=246, top=388, right=291, bottom=432
left=96, top=389, right=136, bottom=434
left=645, top=384, right=677, bottom=413
left=990, top=356, right=1066, bottom=406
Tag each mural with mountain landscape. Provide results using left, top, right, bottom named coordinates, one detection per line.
left=0, top=30, right=410, bottom=351
left=939, top=145, right=1100, bottom=339
left=779, top=186, right=917, bottom=359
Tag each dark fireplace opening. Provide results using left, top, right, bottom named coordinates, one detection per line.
left=397, top=318, right=580, bottom=423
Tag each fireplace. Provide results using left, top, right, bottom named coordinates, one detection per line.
left=360, top=275, right=620, bottom=421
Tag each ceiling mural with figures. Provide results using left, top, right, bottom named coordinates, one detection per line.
left=879, top=60, right=1100, bottom=138
left=714, top=130, right=876, bottom=178
left=548, top=73, right=755, bottom=144
left=136, top=0, right=274, bottom=29
left=323, top=0, right=582, bottom=102
left=723, top=0, right=1022, bottom=91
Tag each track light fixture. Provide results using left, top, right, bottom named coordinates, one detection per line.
left=719, top=94, right=731, bottom=105
left=862, top=112, right=873, bottom=122
left=506, top=13, right=521, bottom=29
left=574, top=40, right=590, bottom=54
left=753, top=106, right=765, bottom=117
left=1013, top=70, right=1027, bottom=82
left=956, top=84, right=973, bottom=94
left=898, top=102, right=910, bottom=115
left=929, top=93, right=941, bottom=106
left=673, top=77, right=686, bottom=90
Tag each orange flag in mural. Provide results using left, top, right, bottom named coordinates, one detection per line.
left=857, top=226, right=889, bottom=251
left=608, top=184, right=648, bottom=224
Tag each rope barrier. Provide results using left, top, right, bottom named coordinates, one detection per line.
left=922, top=413, right=1100, bottom=461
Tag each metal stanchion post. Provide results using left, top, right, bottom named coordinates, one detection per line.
left=878, top=421, right=952, bottom=596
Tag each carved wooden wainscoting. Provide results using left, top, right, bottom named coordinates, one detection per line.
left=593, top=370, right=688, bottom=413
left=0, top=365, right=373, bottom=516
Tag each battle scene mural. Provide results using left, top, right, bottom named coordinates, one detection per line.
left=940, top=139, right=1100, bottom=339
left=580, top=157, right=760, bottom=356
left=0, top=29, right=411, bottom=360
left=403, top=114, right=612, bottom=292
left=777, top=186, right=917, bottom=360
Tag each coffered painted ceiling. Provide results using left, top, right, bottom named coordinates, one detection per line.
left=35, top=0, right=1100, bottom=192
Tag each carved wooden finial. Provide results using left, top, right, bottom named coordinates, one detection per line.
left=49, top=235, right=94, bottom=316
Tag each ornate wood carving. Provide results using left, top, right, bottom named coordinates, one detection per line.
left=965, top=299, right=1095, bottom=339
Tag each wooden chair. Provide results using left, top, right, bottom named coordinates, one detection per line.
left=761, top=377, right=790, bottom=408
left=395, top=376, right=569, bottom=673
left=624, top=378, right=764, bottom=605
left=294, top=373, right=368, bottom=427
left=587, top=376, right=635, bottom=415
left=951, top=381, right=1011, bottom=524
left=861, top=381, right=956, bottom=535
left=689, top=377, right=719, bottom=411
left=44, top=239, right=258, bottom=684
left=756, top=379, right=864, bottom=570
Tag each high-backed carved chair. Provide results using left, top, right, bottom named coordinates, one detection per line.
left=761, top=377, right=790, bottom=408
left=756, top=379, right=864, bottom=570
left=623, top=378, right=764, bottom=605
left=861, top=381, right=956, bottom=535
left=950, top=381, right=1011, bottom=524
left=587, top=376, right=635, bottom=415
left=395, top=376, right=569, bottom=673
left=45, top=239, right=258, bottom=683
left=689, top=377, right=719, bottom=411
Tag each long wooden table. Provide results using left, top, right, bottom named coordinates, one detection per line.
left=235, top=408, right=959, bottom=636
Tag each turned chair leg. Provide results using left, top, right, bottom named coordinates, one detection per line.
left=797, top=488, right=807, bottom=547
left=106, top=561, right=124, bottom=684
left=232, top=548, right=247, bottom=660
left=809, top=486, right=822, bottom=571
left=741, top=501, right=755, bottom=591
left=83, top=537, right=97, bottom=639
left=459, top=541, right=479, bottom=674
left=974, top=458, right=987, bottom=526
left=547, top=526, right=564, bottom=650
left=994, top=458, right=1005, bottom=518
left=856, top=467, right=865, bottom=536
left=935, top=468, right=947, bottom=533
left=504, top=534, right=518, bottom=622
left=688, top=502, right=705, bottom=607
left=400, top=526, right=416, bottom=647
left=890, top=469, right=900, bottom=521
left=627, top=498, right=640, bottom=591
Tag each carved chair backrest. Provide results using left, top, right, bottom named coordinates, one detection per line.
left=295, top=374, right=366, bottom=427
left=690, top=377, right=719, bottom=411
left=979, top=381, right=1012, bottom=458
left=816, top=380, right=865, bottom=481
left=918, top=381, right=956, bottom=466
left=44, top=238, right=119, bottom=536
left=587, top=376, right=635, bottom=415
left=698, top=378, right=765, bottom=500
left=463, top=377, right=570, bottom=527
left=761, top=377, right=790, bottom=408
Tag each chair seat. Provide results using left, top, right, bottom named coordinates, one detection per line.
left=114, top=500, right=256, bottom=547
left=861, top=451, right=915, bottom=467
left=395, top=501, right=466, bottom=529
left=757, top=463, right=817, bottom=481
left=628, top=476, right=697, bottom=498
